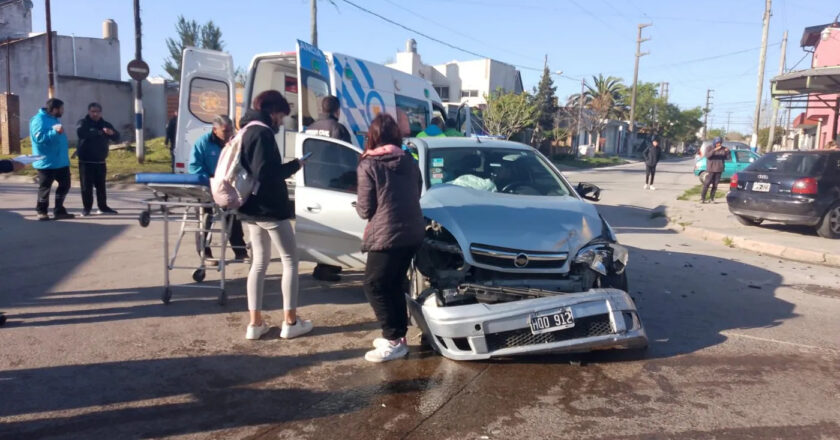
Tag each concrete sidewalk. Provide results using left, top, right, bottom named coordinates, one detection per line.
left=666, top=197, right=840, bottom=267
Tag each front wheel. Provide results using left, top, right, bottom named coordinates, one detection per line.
left=735, top=214, right=763, bottom=226
left=816, top=202, right=840, bottom=239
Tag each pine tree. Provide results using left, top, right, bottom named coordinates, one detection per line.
left=163, top=16, right=225, bottom=81
left=532, top=62, right=559, bottom=133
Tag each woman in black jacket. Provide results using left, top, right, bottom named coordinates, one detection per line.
left=642, top=138, right=663, bottom=190
left=237, top=90, right=312, bottom=341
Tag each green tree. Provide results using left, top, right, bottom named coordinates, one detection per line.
left=578, top=74, right=627, bottom=150
left=532, top=64, right=559, bottom=135
left=483, top=88, right=537, bottom=140
left=163, top=16, right=225, bottom=80
left=661, top=106, right=703, bottom=144
left=757, top=126, right=784, bottom=149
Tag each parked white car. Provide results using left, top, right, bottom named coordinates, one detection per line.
left=290, top=134, right=647, bottom=361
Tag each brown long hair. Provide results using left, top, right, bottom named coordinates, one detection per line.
left=365, top=113, right=403, bottom=152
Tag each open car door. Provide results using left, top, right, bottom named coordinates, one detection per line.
left=174, top=48, right=235, bottom=173
left=293, top=134, right=367, bottom=269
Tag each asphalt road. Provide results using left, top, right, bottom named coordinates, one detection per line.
left=1, top=162, right=839, bottom=439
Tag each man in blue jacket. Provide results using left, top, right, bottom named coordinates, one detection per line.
left=188, top=115, right=247, bottom=262
left=31, top=98, right=73, bottom=221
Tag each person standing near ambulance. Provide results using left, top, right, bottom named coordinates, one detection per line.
left=31, top=98, right=74, bottom=221
left=237, top=90, right=312, bottom=341
left=304, top=95, right=351, bottom=282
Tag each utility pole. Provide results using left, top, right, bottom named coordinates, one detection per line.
left=629, top=23, right=652, bottom=137
left=703, top=89, right=713, bottom=138
left=576, top=78, right=585, bottom=156
left=767, top=30, right=787, bottom=153
left=751, top=0, right=772, bottom=148
left=44, top=0, right=55, bottom=98
left=133, top=0, right=144, bottom=163
left=311, top=0, right=318, bottom=47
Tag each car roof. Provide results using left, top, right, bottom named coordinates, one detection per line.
left=407, top=137, right=534, bottom=152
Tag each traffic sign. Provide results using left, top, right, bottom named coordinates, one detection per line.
left=127, top=59, right=150, bottom=81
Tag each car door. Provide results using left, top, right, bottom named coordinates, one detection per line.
left=174, top=48, right=235, bottom=173
left=723, top=150, right=736, bottom=178
left=294, top=134, right=367, bottom=269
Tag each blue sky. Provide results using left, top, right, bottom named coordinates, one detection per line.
left=29, top=0, right=835, bottom=134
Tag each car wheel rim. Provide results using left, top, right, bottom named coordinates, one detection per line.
left=831, top=207, right=840, bottom=234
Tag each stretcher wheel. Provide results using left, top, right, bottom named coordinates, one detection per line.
left=192, top=269, right=206, bottom=282
left=161, top=287, right=172, bottom=304
left=217, top=290, right=227, bottom=306
left=138, top=211, right=151, bottom=227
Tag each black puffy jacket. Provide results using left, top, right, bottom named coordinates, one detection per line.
left=76, top=116, right=120, bottom=162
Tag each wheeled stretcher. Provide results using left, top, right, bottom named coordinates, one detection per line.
left=135, top=173, right=243, bottom=305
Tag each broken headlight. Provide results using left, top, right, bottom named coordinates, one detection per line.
left=573, top=242, right=628, bottom=276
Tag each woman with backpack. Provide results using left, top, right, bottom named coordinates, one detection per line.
left=355, top=113, right=425, bottom=362
left=237, top=90, right=312, bottom=340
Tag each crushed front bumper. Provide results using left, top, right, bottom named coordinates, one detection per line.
left=408, top=288, right=647, bottom=361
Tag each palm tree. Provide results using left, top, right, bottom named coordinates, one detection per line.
left=565, top=74, right=630, bottom=151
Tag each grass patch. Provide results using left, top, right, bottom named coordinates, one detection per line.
left=723, top=237, right=735, bottom=248
left=1, top=137, right=171, bottom=182
left=553, top=153, right=628, bottom=169
left=678, top=221, right=693, bottom=228
left=677, top=184, right=726, bottom=201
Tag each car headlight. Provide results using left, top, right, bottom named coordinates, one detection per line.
left=574, top=242, right=628, bottom=276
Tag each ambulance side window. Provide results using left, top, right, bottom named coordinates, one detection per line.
left=395, top=94, right=429, bottom=137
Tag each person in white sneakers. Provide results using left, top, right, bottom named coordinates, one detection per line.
left=237, top=90, right=312, bottom=340
left=643, top=137, right=663, bottom=190
left=355, top=114, right=425, bottom=362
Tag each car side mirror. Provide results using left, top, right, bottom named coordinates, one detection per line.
left=576, top=182, right=601, bottom=201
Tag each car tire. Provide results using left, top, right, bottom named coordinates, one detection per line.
left=816, top=202, right=840, bottom=239
left=697, top=171, right=708, bottom=184
left=599, top=270, right=629, bottom=291
left=735, top=214, right=763, bottom=226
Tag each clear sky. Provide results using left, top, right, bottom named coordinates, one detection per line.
left=28, top=0, right=836, bottom=134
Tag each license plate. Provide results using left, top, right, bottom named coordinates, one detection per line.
left=529, top=307, right=575, bottom=335
left=752, top=182, right=771, bottom=192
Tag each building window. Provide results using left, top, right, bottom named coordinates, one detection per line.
left=461, top=89, right=479, bottom=98
left=434, top=86, right=450, bottom=101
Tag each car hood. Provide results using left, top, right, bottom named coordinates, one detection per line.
left=420, top=185, right=604, bottom=254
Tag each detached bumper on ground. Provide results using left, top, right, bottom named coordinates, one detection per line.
left=409, top=288, right=647, bottom=361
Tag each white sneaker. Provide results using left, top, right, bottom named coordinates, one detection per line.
left=365, top=338, right=408, bottom=363
left=373, top=337, right=395, bottom=349
left=280, top=319, right=313, bottom=339
left=644, top=184, right=650, bottom=189
left=245, top=323, right=271, bottom=340
left=650, top=185, right=656, bottom=191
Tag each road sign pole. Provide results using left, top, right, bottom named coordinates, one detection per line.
left=133, top=0, right=144, bottom=163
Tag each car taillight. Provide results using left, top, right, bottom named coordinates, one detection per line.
left=730, top=173, right=739, bottom=189
left=792, top=177, right=818, bottom=195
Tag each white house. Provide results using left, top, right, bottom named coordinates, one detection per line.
left=386, top=39, right=523, bottom=109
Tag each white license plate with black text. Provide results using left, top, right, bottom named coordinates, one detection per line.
left=752, top=182, right=771, bottom=192
left=529, top=307, right=575, bottom=335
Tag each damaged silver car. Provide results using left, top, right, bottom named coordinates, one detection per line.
left=291, top=134, right=647, bottom=361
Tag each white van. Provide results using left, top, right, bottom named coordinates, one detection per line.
left=173, top=40, right=472, bottom=172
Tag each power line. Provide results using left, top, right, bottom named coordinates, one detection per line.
left=649, top=42, right=782, bottom=69
left=338, top=0, right=544, bottom=72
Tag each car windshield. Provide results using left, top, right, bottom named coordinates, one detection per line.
left=426, top=147, right=571, bottom=196
left=748, top=152, right=826, bottom=175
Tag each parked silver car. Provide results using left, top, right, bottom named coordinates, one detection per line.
left=289, top=134, right=647, bottom=361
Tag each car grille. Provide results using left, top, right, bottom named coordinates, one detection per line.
left=485, top=314, right=613, bottom=351
left=470, top=244, right=568, bottom=269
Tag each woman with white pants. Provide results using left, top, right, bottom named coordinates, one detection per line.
left=237, top=90, right=312, bottom=340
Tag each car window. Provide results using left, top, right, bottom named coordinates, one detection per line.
left=748, top=153, right=827, bottom=176
left=302, top=138, right=359, bottom=193
left=425, top=147, right=571, bottom=196
left=735, top=151, right=755, bottom=163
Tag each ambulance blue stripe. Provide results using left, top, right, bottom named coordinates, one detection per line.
left=351, top=78, right=366, bottom=107
left=340, top=83, right=357, bottom=108
left=355, top=59, right=374, bottom=88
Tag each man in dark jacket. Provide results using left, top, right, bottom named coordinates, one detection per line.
left=165, top=111, right=178, bottom=172
left=701, top=137, right=729, bottom=203
left=304, top=95, right=351, bottom=281
left=642, top=138, right=663, bottom=190
left=76, top=102, right=120, bottom=216
left=304, top=95, right=351, bottom=143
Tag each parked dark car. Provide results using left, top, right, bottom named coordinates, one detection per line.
left=726, top=150, right=840, bottom=238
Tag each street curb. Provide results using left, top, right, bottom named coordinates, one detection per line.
left=667, top=220, right=840, bottom=268
left=0, top=174, right=147, bottom=191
